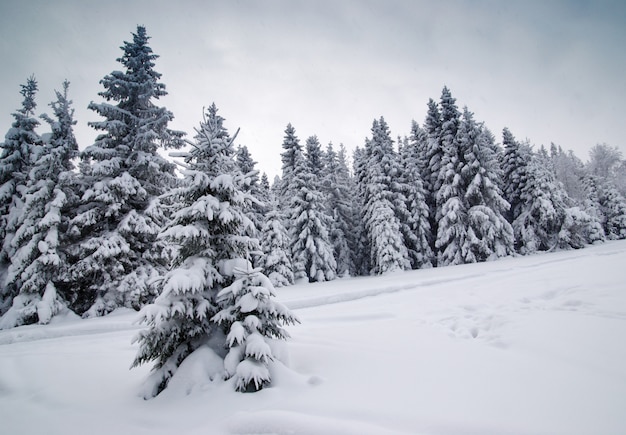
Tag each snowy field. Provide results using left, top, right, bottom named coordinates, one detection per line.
left=1, top=241, right=626, bottom=435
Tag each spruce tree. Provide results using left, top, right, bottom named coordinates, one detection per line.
left=400, top=123, right=434, bottom=268
left=322, top=142, right=356, bottom=276
left=133, top=104, right=296, bottom=396
left=65, top=26, right=184, bottom=317
left=0, top=77, right=42, bottom=314
left=0, top=77, right=41, bottom=265
left=288, top=136, right=337, bottom=282
left=513, top=152, right=566, bottom=254
left=421, top=96, right=444, bottom=258
left=260, top=196, right=294, bottom=287
left=1, top=81, right=79, bottom=327
left=279, top=123, right=301, bottom=208
left=434, top=88, right=465, bottom=266
left=213, top=265, right=298, bottom=392
left=359, top=119, right=410, bottom=274
left=352, top=145, right=371, bottom=275
left=501, top=127, right=530, bottom=224
left=459, top=109, right=514, bottom=262
left=236, top=145, right=265, bottom=240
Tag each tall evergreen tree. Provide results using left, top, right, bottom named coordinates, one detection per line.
left=501, top=127, right=531, bottom=224
left=260, top=195, right=294, bottom=287
left=0, top=77, right=42, bottom=314
left=288, top=136, right=337, bottom=282
left=352, top=145, right=371, bottom=275
left=458, top=109, right=514, bottom=262
left=279, top=123, right=301, bottom=208
left=322, top=142, right=356, bottom=276
left=0, top=77, right=41, bottom=266
left=236, top=145, right=265, bottom=240
left=133, top=104, right=295, bottom=396
left=422, top=97, right=443, bottom=256
left=359, top=118, right=410, bottom=274
left=64, top=26, right=184, bottom=317
left=434, top=88, right=465, bottom=266
left=512, top=152, right=567, bottom=254
left=1, top=81, right=79, bottom=327
left=400, top=123, right=434, bottom=268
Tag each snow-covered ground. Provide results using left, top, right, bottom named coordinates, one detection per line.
left=1, top=241, right=626, bottom=435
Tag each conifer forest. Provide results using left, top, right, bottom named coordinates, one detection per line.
left=1, top=26, right=626, bottom=397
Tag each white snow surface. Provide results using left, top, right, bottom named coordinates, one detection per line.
left=1, top=241, right=626, bottom=434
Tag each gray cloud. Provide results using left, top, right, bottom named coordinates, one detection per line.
left=1, top=0, right=625, bottom=178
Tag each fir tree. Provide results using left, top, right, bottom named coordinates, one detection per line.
left=0, top=77, right=42, bottom=314
left=400, top=123, right=434, bottom=268
left=512, top=153, right=566, bottom=254
left=365, top=198, right=409, bottom=274
left=133, top=104, right=277, bottom=396
left=213, top=265, right=298, bottom=392
left=459, top=109, right=514, bottom=262
left=64, top=26, right=184, bottom=317
left=422, top=97, right=444, bottom=257
left=501, top=127, right=531, bottom=224
left=322, top=142, right=356, bottom=276
left=434, top=88, right=465, bottom=266
left=423, top=98, right=443, bottom=201
left=236, top=145, right=265, bottom=240
left=359, top=118, right=411, bottom=274
left=0, top=77, right=41, bottom=265
left=0, top=81, right=79, bottom=327
left=260, top=196, right=294, bottom=287
left=352, top=145, right=371, bottom=275
left=288, top=136, right=337, bottom=282
left=279, top=123, right=301, bottom=208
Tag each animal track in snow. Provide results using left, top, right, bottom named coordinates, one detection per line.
left=434, top=305, right=509, bottom=348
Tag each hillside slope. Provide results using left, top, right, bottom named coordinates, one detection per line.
left=1, top=241, right=625, bottom=434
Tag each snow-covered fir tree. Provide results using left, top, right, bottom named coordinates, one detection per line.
left=458, top=108, right=514, bottom=262
left=278, top=123, right=301, bottom=209
left=352, top=145, right=372, bottom=275
left=236, top=145, right=266, bottom=239
left=322, top=143, right=357, bottom=276
left=359, top=118, right=411, bottom=274
left=288, top=135, right=337, bottom=282
left=260, top=195, right=294, bottom=287
left=213, top=265, right=298, bottom=392
left=421, top=97, right=444, bottom=256
left=133, top=104, right=296, bottom=396
left=0, top=77, right=41, bottom=266
left=502, top=135, right=601, bottom=253
left=501, top=127, right=531, bottom=224
left=512, top=150, right=568, bottom=254
left=0, top=81, right=80, bottom=328
left=434, top=88, right=466, bottom=266
left=0, top=77, right=42, bottom=314
left=400, top=123, right=434, bottom=268
left=64, top=26, right=184, bottom=317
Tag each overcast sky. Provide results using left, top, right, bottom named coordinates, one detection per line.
left=1, top=0, right=625, bottom=178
